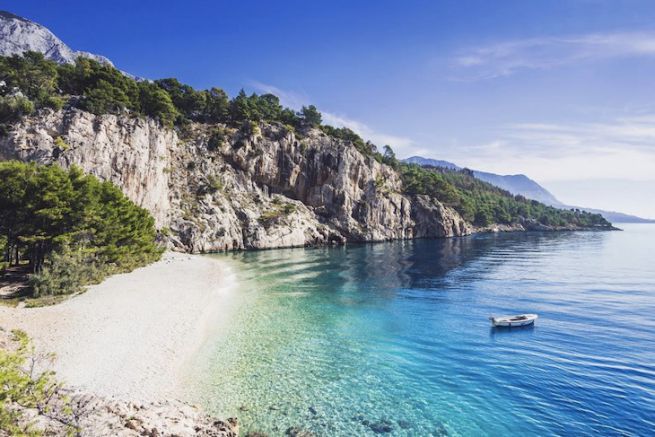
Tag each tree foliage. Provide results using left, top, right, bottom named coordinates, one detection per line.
left=0, top=330, right=74, bottom=436
left=0, top=52, right=360, bottom=144
left=0, top=161, right=161, bottom=296
left=400, top=163, right=611, bottom=228
left=300, top=105, right=322, bottom=127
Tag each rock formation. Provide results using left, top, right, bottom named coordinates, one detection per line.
left=0, top=10, right=113, bottom=66
left=0, top=328, right=238, bottom=437
left=0, top=108, right=472, bottom=252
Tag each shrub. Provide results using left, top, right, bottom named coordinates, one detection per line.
left=0, top=330, right=74, bottom=435
left=207, top=128, right=226, bottom=151
left=259, top=200, right=296, bottom=227
left=0, top=94, right=34, bottom=124
left=53, top=136, right=69, bottom=151
left=241, top=120, right=260, bottom=137
left=206, top=175, right=223, bottom=193
left=28, top=247, right=101, bottom=297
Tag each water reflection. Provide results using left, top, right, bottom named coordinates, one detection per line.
left=196, top=228, right=651, bottom=436
left=489, top=324, right=536, bottom=340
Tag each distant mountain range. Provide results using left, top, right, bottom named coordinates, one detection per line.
left=403, top=156, right=655, bottom=223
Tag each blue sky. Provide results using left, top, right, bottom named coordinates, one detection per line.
left=5, top=0, right=655, bottom=218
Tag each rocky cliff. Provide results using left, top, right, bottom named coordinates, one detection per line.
left=0, top=108, right=471, bottom=252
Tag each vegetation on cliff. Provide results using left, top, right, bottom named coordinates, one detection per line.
left=0, top=161, right=161, bottom=297
left=0, top=52, right=612, bottom=233
left=0, top=52, right=357, bottom=138
left=401, top=164, right=611, bottom=228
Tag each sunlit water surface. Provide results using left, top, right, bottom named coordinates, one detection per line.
left=190, top=224, right=655, bottom=436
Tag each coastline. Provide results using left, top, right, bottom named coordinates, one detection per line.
left=0, top=251, right=238, bottom=402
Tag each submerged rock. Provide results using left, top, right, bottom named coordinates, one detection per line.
left=285, top=426, right=315, bottom=437
left=369, top=419, right=394, bottom=434
left=434, top=422, right=449, bottom=436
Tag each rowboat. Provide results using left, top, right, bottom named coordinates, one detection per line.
left=489, top=314, right=538, bottom=327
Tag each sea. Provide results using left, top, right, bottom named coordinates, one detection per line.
left=191, top=224, right=655, bottom=436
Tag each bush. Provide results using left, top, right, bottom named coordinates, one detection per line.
left=241, top=120, right=260, bottom=137
left=259, top=200, right=297, bottom=227
left=207, top=127, right=226, bottom=151
left=53, top=136, right=69, bottom=151
left=206, top=175, right=223, bottom=193
left=0, top=330, right=73, bottom=435
left=0, top=94, right=34, bottom=124
left=28, top=247, right=101, bottom=297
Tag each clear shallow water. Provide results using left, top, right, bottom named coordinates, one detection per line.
left=194, top=225, right=655, bottom=436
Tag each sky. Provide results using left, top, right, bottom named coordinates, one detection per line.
left=5, top=0, right=655, bottom=218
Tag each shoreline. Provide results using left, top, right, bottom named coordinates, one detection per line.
left=0, top=251, right=238, bottom=402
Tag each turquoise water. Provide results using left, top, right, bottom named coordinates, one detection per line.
left=195, top=224, right=655, bottom=436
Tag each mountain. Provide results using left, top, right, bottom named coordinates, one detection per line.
left=404, top=156, right=560, bottom=205
left=404, top=156, right=654, bottom=223
left=471, top=171, right=561, bottom=205
left=0, top=10, right=113, bottom=65
left=1, top=110, right=475, bottom=251
left=565, top=207, right=655, bottom=224
left=404, top=156, right=460, bottom=170
left=0, top=11, right=616, bottom=254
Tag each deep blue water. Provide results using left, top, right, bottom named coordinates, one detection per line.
left=197, top=224, right=655, bottom=436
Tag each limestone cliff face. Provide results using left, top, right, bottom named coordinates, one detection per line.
left=0, top=108, right=471, bottom=252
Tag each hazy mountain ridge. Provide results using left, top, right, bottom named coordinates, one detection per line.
left=404, top=156, right=654, bottom=223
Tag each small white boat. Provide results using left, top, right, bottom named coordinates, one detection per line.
left=489, top=314, right=538, bottom=327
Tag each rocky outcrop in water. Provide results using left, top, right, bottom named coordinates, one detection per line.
left=0, top=108, right=472, bottom=252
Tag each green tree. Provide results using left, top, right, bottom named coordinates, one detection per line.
left=300, top=105, right=322, bottom=127
left=203, top=87, right=229, bottom=122
left=228, top=89, right=252, bottom=123
left=382, top=145, right=398, bottom=168
left=0, top=162, right=161, bottom=295
left=138, top=82, right=179, bottom=127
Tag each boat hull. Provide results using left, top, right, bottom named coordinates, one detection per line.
left=490, top=314, right=538, bottom=327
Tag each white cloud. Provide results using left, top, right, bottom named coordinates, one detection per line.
left=249, top=81, right=309, bottom=109
left=250, top=81, right=419, bottom=155
left=320, top=111, right=415, bottom=150
left=446, top=114, right=655, bottom=182
left=452, top=31, right=655, bottom=79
